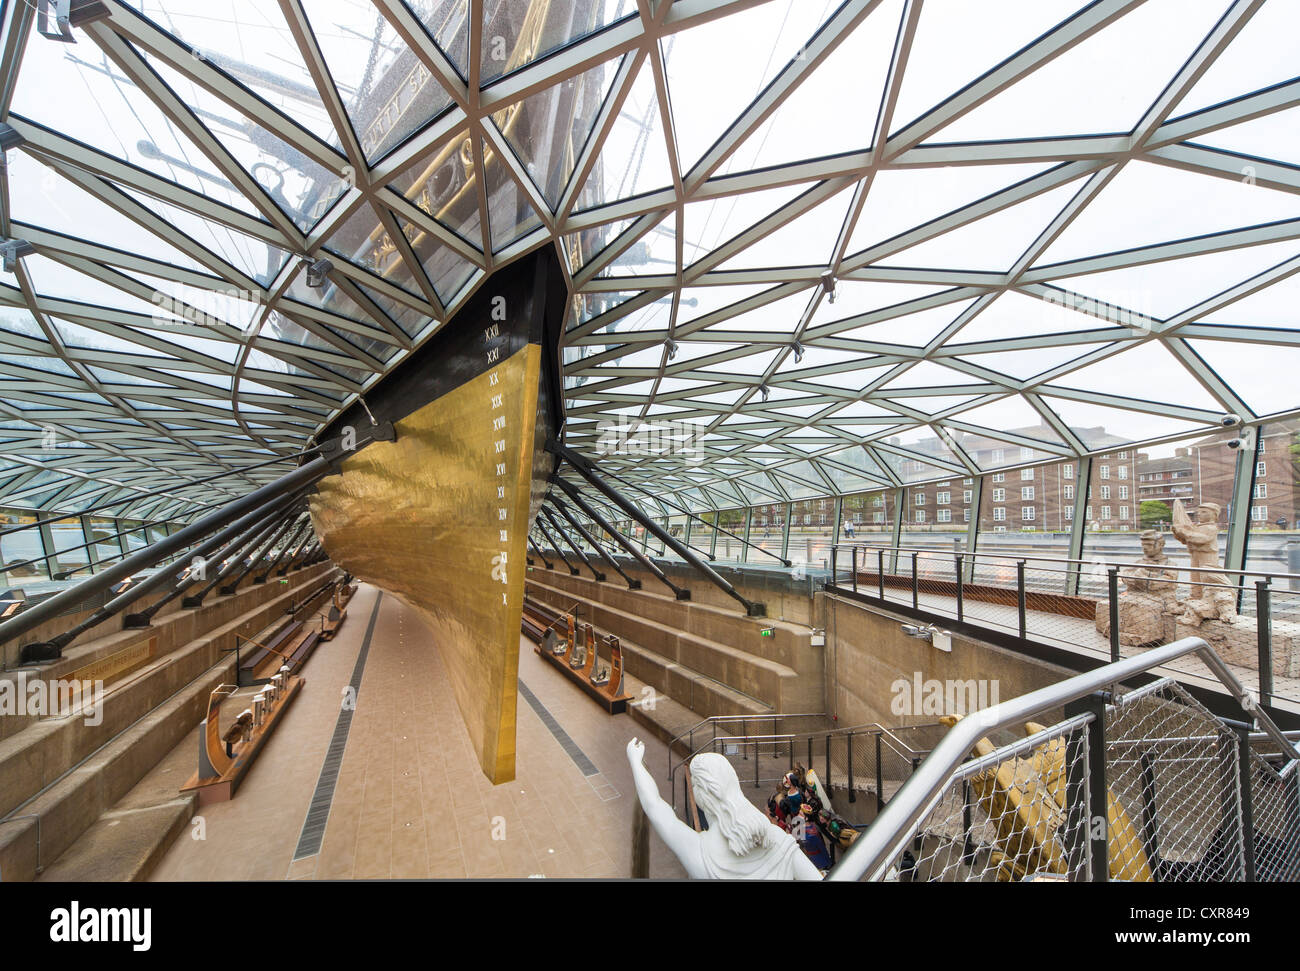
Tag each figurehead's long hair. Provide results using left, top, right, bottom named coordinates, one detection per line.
left=690, top=753, right=776, bottom=856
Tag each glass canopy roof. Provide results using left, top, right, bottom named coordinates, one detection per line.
left=0, top=0, right=1297, bottom=520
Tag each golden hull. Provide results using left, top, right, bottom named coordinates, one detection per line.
left=309, top=344, right=543, bottom=784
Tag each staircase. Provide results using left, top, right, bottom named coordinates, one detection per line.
left=0, top=562, right=338, bottom=881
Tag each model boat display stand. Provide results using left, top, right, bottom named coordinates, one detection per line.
left=181, top=670, right=303, bottom=805
left=526, top=606, right=633, bottom=714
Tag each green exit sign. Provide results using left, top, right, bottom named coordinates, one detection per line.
left=760, top=627, right=774, bottom=638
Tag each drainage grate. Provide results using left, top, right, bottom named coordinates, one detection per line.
left=517, top=679, right=598, bottom=777
left=292, top=590, right=383, bottom=861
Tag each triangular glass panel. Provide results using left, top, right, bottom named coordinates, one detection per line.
left=877, top=178, right=1085, bottom=272
left=717, top=0, right=902, bottom=175
left=932, top=0, right=1229, bottom=142
left=952, top=342, right=1111, bottom=381
left=144, top=56, right=349, bottom=232
left=492, top=54, right=622, bottom=210
left=483, top=138, right=545, bottom=249
left=1034, top=162, right=1300, bottom=267
left=573, top=60, right=673, bottom=211
left=1195, top=106, right=1300, bottom=169
left=717, top=185, right=856, bottom=271
left=809, top=282, right=950, bottom=328
left=682, top=183, right=807, bottom=263
left=947, top=396, right=1067, bottom=445
left=307, top=8, right=451, bottom=162
left=480, top=1, right=636, bottom=83
left=1185, top=338, right=1300, bottom=418
left=889, top=0, right=1082, bottom=135
left=599, top=212, right=676, bottom=277
left=1172, top=1, right=1299, bottom=117
left=881, top=360, right=987, bottom=390
left=1044, top=341, right=1221, bottom=412
left=826, top=299, right=976, bottom=347
left=1200, top=270, right=1300, bottom=329
left=389, top=143, right=486, bottom=252
left=414, top=0, right=470, bottom=78
left=1040, top=395, right=1209, bottom=447
left=663, top=0, right=836, bottom=174
left=1052, top=239, right=1300, bottom=321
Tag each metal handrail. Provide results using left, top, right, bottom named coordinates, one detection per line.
left=827, top=636, right=1300, bottom=881
left=833, top=541, right=1300, bottom=583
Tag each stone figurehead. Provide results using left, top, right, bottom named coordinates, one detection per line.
left=1170, top=499, right=1222, bottom=599
left=626, top=737, right=822, bottom=879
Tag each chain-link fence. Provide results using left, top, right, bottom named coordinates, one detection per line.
left=897, top=715, right=1094, bottom=883
left=855, top=678, right=1299, bottom=881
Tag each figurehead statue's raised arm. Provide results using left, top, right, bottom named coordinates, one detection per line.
left=625, top=738, right=822, bottom=880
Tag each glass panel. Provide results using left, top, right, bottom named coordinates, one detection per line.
left=841, top=489, right=895, bottom=546
left=0, top=509, right=49, bottom=586
left=901, top=482, right=970, bottom=555
left=789, top=498, right=835, bottom=570
left=87, top=516, right=123, bottom=565
left=1243, top=420, right=1300, bottom=578
left=714, top=507, right=747, bottom=563
left=977, top=458, right=1075, bottom=593
left=749, top=502, right=785, bottom=564
left=47, top=520, right=91, bottom=577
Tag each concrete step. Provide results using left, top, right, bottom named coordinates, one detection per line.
left=0, top=568, right=338, bottom=819
left=36, top=796, right=196, bottom=882
left=526, top=577, right=804, bottom=709
left=0, top=654, right=237, bottom=882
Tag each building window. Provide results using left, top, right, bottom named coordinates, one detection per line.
left=1063, top=464, right=1074, bottom=480
left=915, top=493, right=926, bottom=505
left=873, top=495, right=883, bottom=506
left=1021, top=486, right=1035, bottom=500
left=993, top=488, right=1006, bottom=502
left=937, top=509, right=951, bottom=523
left=1086, top=506, right=1093, bottom=520
left=1254, top=483, right=1267, bottom=499
left=1102, top=506, right=1111, bottom=519
left=1257, top=461, right=1267, bottom=478
left=1118, top=465, right=1128, bottom=480
left=937, top=480, right=951, bottom=487
left=1118, top=451, right=1128, bottom=459
left=1064, top=484, right=1075, bottom=501
left=1064, top=506, right=1073, bottom=521
left=1120, top=506, right=1129, bottom=519
left=963, top=478, right=973, bottom=486
left=963, top=490, right=972, bottom=503
left=1100, top=465, right=1110, bottom=480
left=1020, top=446, right=1035, bottom=460
left=993, top=473, right=1005, bottom=483
left=1100, top=485, right=1111, bottom=500
left=915, top=510, right=926, bottom=523
left=992, top=449, right=1005, bottom=464
left=1252, top=505, right=1268, bottom=521
left=1022, top=506, right=1036, bottom=521
left=1119, top=486, right=1129, bottom=500
left=963, top=508, right=971, bottom=523
left=993, top=507, right=1006, bottom=522
left=937, top=492, right=951, bottom=505
left=873, top=512, right=884, bottom=524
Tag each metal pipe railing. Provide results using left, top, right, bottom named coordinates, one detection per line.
left=0, top=456, right=329, bottom=650
left=827, top=636, right=1299, bottom=881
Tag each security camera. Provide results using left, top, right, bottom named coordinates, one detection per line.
left=1228, top=438, right=1242, bottom=450
left=1221, top=414, right=1241, bottom=427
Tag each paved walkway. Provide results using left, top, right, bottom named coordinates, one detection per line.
left=148, top=584, right=687, bottom=880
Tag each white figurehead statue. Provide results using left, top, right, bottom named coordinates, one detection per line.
left=626, top=737, right=822, bottom=879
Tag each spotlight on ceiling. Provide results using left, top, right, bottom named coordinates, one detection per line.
left=792, top=341, right=805, bottom=363
left=758, top=384, right=770, bottom=402
left=303, top=257, right=333, bottom=290
left=665, top=339, right=678, bottom=361
left=0, top=238, right=34, bottom=272
left=821, top=272, right=838, bottom=304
